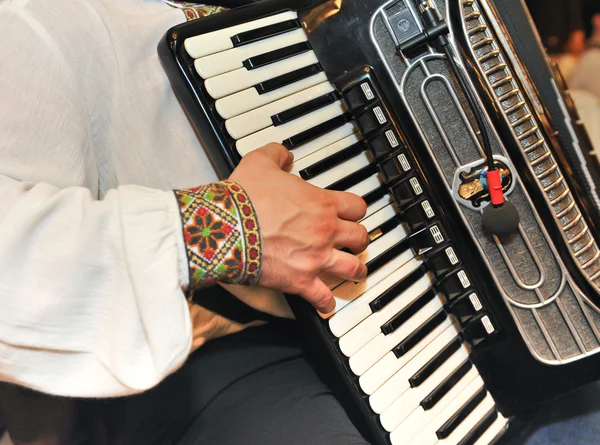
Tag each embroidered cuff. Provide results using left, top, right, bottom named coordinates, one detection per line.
left=174, top=180, right=262, bottom=289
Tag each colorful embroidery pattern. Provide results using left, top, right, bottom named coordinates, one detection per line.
left=162, top=1, right=226, bottom=21
left=175, top=181, right=262, bottom=289
left=182, top=5, right=225, bottom=21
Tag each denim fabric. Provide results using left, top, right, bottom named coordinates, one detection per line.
left=500, top=381, right=600, bottom=445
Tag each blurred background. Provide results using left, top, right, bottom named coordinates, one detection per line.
left=526, top=0, right=600, bottom=151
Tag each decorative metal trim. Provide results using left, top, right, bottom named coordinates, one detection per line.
left=462, top=0, right=600, bottom=293
left=369, top=0, right=600, bottom=368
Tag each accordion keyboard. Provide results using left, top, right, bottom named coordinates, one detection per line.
left=182, top=11, right=509, bottom=445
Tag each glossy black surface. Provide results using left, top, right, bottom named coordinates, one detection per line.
left=437, top=386, right=487, bottom=439
left=421, top=359, right=472, bottom=410
left=410, top=336, right=463, bottom=387
left=158, top=1, right=600, bottom=443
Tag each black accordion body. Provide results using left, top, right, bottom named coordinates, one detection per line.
left=158, top=1, right=600, bottom=444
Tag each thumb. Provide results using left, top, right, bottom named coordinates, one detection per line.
left=258, top=143, right=294, bottom=170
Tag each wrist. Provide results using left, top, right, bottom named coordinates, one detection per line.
left=174, top=180, right=262, bottom=289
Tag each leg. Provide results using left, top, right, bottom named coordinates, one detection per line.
left=0, top=321, right=370, bottom=445
left=178, top=356, right=369, bottom=445
left=499, top=381, right=600, bottom=445
left=168, top=321, right=370, bottom=445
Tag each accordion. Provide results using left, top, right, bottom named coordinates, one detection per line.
left=158, top=1, right=600, bottom=444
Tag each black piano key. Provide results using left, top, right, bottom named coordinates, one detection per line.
left=426, top=245, right=461, bottom=279
left=409, top=222, right=447, bottom=257
left=300, top=141, right=365, bottom=180
left=232, top=19, right=301, bottom=47
left=409, top=336, right=463, bottom=388
left=448, top=292, right=484, bottom=324
left=391, top=176, right=425, bottom=208
left=381, top=288, right=437, bottom=335
left=363, top=187, right=388, bottom=206
left=348, top=214, right=400, bottom=256
left=272, top=91, right=339, bottom=126
left=342, top=79, right=376, bottom=111
left=457, top=409, right=499, bottom=445
left=373, top=213, right=402, bottom=236
left=325, top=162, right=377, bottom=191
left=437, top=387, right=487, bottom=439
left=438, top=269, right=473, bottom=302
left=355, top=103, right=389, bottom=135
left=420, top=359, right=473, bottom=410
left=378, top=151, right=413, bottom=183
left=366, top=237, right=411, bottom=276
left=256, top=63, right=323, bottom=95
left=393, top=308, right=446, bottom=358
left=243, top=41, right=311, bottom=70
left=371, top=267, right=427, bottom=314
left=463, top=313, right=499, bottom=347
left=403, top=198, right=436, bottom=231
left=365, top=215, right=400, bottom=247
left=283, top=114, right=349, bottom=150
left=367, top=128, right=403, bottom=158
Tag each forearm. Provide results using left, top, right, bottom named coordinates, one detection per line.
left=0, top=174, right=269, bottom=397
left=0, top=175, right=192, bottom=397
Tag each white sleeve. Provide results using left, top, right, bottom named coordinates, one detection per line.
left=0, top=4, right=193, bottom=397
left=0, top=178, right=193, bottom=398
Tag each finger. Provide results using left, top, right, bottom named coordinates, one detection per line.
left=327, top=190, right=367, bottom=221
left=299, top=277, right=335, bottom=314
left=257, top=143, right=294, bottom=169
left=324, top=250, right=368, bottom=282
left=334, top=220, right=370, bottom=254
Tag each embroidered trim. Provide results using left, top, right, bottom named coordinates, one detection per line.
left=175, top=181, right=262, bottom=289
left=161, top=1, right=226, bottom=21
left=182, top=5, right=225, bottom=21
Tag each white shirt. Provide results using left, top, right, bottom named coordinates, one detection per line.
left=0, top=0, right=291, bottom=398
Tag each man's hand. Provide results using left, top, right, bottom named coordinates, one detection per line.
left=230, top=143, right=369, bottom=314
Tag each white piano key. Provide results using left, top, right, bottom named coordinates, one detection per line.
left=349, top=287, right=441, bottom=377
left=328, top=257, right=424, bottom=337
left=184, top=11, right=298, bottom=59
left=362, top=194, right=393, bottom=221
left=321, top=224, right=408, bottom=291
left=194, top=28, right=308, bottom=79
left=321, top=249, right=416, bottom=319
left=226, top=81, right=335, bottom=139
left=392, top=371, right=483, bottom=445
left=205, top=51, right=319, bottom=99
left=321, top=223, right=407, bottom=289
left=236, top=100, right=345, bottom=155
left=289, top=133, right=361, bottom=176
left=287, top=123, right=357, bottom=163
left=436, top=394, right=497, bottom=445
left=359, top=319, right=454, bottom=395
left=309, top=151, right=372, bottom=189
left=360, top=203, right=398, bottom=234
left=369, top=323, right=462, bottom=413
left=215, top=72, right=329, bottom=119
left=473, top=414, right=509, bottom=445
left=345, top=173, right=384, bottom=198
left=357, top=225, right=408, bottom=265
left=339, top=253, right=426, bottom=358
left=379, top=345, right=471, bottom=432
